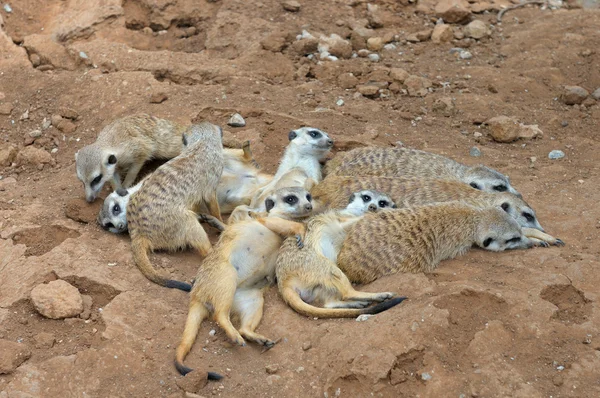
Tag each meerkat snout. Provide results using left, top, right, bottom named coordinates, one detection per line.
left=368, top=203, right=377, bottom=212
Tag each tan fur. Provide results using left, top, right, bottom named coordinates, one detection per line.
left=127, top=122, right=224, bottom=291
left=337, top=202, right=562, bottom=284
left=312, top=176, right=545, bottom=231
left=174, top=187, right=314, bottom=376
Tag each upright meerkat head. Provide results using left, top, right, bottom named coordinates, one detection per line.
left=75, top=144, right=118, bottom=203
left=492, top=193, right=544, bottom=232
left=181, top=122, right=223, bottom=150
left=464, top=166, right=521, bottom=197
left=475, top=207, right=533, bottom=251
left=346, top=189, right=396, bottom=216
left=97, top=187, right=131, bottom=234
left=287, top=127, right=334, bottom=160
left=264, top=187, right=313, bottom=219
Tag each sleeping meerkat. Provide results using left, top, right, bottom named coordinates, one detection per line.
left=127, top=122, right=224, bottom=291
left=75, top=114, right=187, bottom=202
left=174, top=187, right=314, bottom=378
left=262, top=190, right=406, bottom=318
left=323, top=147, right=520, bottom=196
left=312, top=176, right=545, bottom=231
left=337, top=202, right=565, bottom=284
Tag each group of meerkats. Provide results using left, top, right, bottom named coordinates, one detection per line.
left=75, top=114, right=564, bottom=380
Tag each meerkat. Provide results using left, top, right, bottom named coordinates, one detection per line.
left=174, top=187, right=314, bottom=377
left=127, top=122, right=224, bottom=291
left=248, top=127, right=333, bottom=210
left=336, top=202, right=565, bottom=284
left=312, top=176, right=546, bottom=231
left=323, top=147, right=520, bottom=196
left=75, top=114, right=188, bottom=202
left=98, top=178, right=146, bottom=234
left=262, top=190, right=406, bottom=318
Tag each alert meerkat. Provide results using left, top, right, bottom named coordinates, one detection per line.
left=75, top=114, right=188, bottom=202
left=174, top=187, right=314, bottom=378
left=312, top=176, right=545, bottom=231
left=323, top=147, right=520, bottom=196
left=337, top=202, right=565, bottom=284
left=248, top=127, right=333, bottom=210
left=127, top=122, right=224, bottom=291
left=267, top=190, right=406, bottom=318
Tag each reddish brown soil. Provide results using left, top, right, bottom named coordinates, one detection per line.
left=1, top=1, right=600, bottom=397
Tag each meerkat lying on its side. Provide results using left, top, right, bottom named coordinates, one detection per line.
left=174, top=187, right=314, bottom=377
left=127, top=122, right=224, bottom=291
left=312, top=176, right=546, bottom=231
left=76, top=114, right=188, bottom=202
left=259, top=190, right=406, bottom=318
left=337, top=202, right=564, bottom=284
left=323, top=147, right=520, bottom=196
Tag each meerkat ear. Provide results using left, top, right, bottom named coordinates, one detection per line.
left=265, top=198, right=275, bottom=212
left=288, top=130, right=297, bottom=141
left=392, top=203, right=397, bottom=209
left=501, top=202, right=510, bottom=212
left=116, top=188, right=129, bottom=197
left=107, top=154, right=117, bottom=165
left=348, top=193, right=356, bottom=204
left=182, top=133, right=188, bottom=146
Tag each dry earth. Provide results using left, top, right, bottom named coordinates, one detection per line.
left=1, top=0, right=600, bottom=397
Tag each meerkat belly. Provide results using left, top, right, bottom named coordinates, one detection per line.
left=318, top=223, right=346, bottom=263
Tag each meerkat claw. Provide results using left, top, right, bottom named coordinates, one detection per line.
left=554, top=238, right=565, bottom=246
left=296, top=234, right=304, bottom=249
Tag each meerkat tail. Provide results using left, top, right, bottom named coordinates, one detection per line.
left=280, top=286, right=406, bottom=318
left=175, top=302, right=222, bottom=379
left=131, top=237, right=192, bottom=292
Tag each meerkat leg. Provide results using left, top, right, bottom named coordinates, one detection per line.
left=254, top=217, right=306, bottom=244
left=110, top=172, right=123, bottom=191
left=234, top=288, right=275, bottom=347
left=522, top=227, right=565, bottom=246
left=186, top=212, right=213, bottom=256
left=122, top=162, right=143, bottom=188
left=197, top=214, right=227, bottom=232
left=206, top=192, right=224, bottom=222
left=211, top=274, right=245, bottom=346
left=328, top=267, right=395, bottom=303
left=175, top=301, right=210, bottom=375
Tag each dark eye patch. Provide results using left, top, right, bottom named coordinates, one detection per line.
left=103, top=222, right=114, bottom=231
left=494, top=185, right=508, bottom=192
left=378, top=200, right=388, bottom=208
left=92, top=174, right=103, bottom=186
left=285, top=195, right=298, bottom=205
left=361, top=194, right=371, bottom=202
left=112, top=204, right=121, bottom=215
left=306, top=194, right=312, bottom=202
left=470, top=182, right=480, bottom=190
left=505, top=237, right=521, bottom=244
left=483, top=237, right=493, bottom=248
left=522, top=212, right=535, bottom=222
left=308, top=130, right=322, bottom=139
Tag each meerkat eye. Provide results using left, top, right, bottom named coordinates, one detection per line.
left=493, top=185, right=508, bottom=192
left=378, top=200, right=388, bottom=208
left=505, top=237, right=521, bottom=244
left=470, top=182, right=480, bottom=190
left=285, top=195, right=298, bottom=205
left=112, top=204, right=121, bottom=214
left=92, top=175, right=103, bottom=186
left=522, top=212, right=535, bottom=222
left=361, top=194, right=371, bottom=203
left=483, top=237, right=494, bottom=247
left=308, top=130, right=322, bottom=139
left=306, top=194, right=312, bottom=202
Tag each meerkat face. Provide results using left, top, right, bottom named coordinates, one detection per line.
left=265, top=187, right=313, bottom=219
left=181, top=122, right=223, bottom=151
left=465, top=166, right=521, bottom=197
left=346, top=190, right=397, bottom=216
left=98, top=188, right=130, bottom=234
left=75, top=146, right=117, bottom=202
left=288, top=127, right=334, bottom=159
left=497, top=195, right=544, bottom=232
left=476, top=208, right=534, bottom=252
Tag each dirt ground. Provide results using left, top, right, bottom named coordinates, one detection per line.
left=1, top=0, right=600, bottom=397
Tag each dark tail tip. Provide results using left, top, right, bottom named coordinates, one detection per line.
left=175, top=360, right=193, bottom=376
left=165, top=280, right=192, bottom=292
left=365, top=296, right=407, bottom=315
left=208, top=371, right=224, bottom=381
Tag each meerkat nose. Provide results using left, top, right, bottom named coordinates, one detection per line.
left=305, top=203, right=313, bottom=211
left=327, top=139, right=334, bottom=146
left=369, top=204, right=377, bottom=212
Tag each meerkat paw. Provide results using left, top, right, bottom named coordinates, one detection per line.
left=295, top=234, right=304, bottom=249
left=375, top=292, right=396, bottom=301
left=530, top=237, right=549, bottom=248
left=554, top=238, right=565, bottom=246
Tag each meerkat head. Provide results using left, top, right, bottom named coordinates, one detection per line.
left=75, top=144, right=118, bottom=203
left=97, top=187, right=130, bottom=234
left=287, top=127, right=334, bottom=160
left=264, top=187, right=313, bottom=219
left=493, top=193, right=544, bottom=232
left=476, top=208, right=534, bottom=251
left=346, top=189, right=397, bottom=216
left=181, top=122, right=223, bottom=151
left=464, top=166, right=521, bottom=197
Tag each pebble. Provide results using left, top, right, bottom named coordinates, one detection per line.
left=464, top=20, right=490, bottom=40
left=29, top=129, right=42, bottom=138
left=561, top=121, right=569, bottom=127
left=357, top=49, right=370, bottom=58
left=0, top=103, right=13, bottom=115
left=0, top=339, right=30, bottom=374
left=227, top=113, right=246, bottom=127
left=357, top=85, right=380, bottom=97
left=265, top=364, right=279, bottom=374
left=469, top=147, right=481, bottom=157
left=79, top=51, right=88, bottom=59
left=42, top=118, right=51, bottom=129
left=209, top=329, right=216, bottom=336
left=266, top=375, right=281, bottom=385
left=473, top=132, right=483, bottom=138
left=459, top=50, right=473, bottom=60
left=356, top=314, right=374, bottom=322
left=149, top=92, right=168, bottom=104
left=592, top=88, right=600, bottom=100
left=30, top=280, right=83, bottom=319
left=282, top=0, right=301, bottom=12
left=548, top=150, right=565, bottom=160
left=3, top=4, right=12, bottom=13
left=367, top=37, right=384, bottom=51
left=561, top=86, right=589, bottom=105
left=383, top=43, right=396, bottom=51
left=302, top=341, right=312, bottom=351
left=336, top=99, right=344, bottom=106
left=20, top=109, right=29, bottom=120
left=421, top=372, right=432, bottom=381
left=368, top=53, right=380, bottom=62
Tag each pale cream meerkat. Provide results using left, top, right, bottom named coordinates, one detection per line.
left=174, top=187, right=314, bottom=378
left=311, top=176, right=546, bottom=231
left=248, top=127, right=333, bottom=210
left=323, top=146, right=521, bottom=197
left=75, top=114, right=188, bottom=202
left=336, top=202, right=565, bottom=284
left=261, top=190, right=406, bottom=318
left=127, top=122, right=224, bottom=292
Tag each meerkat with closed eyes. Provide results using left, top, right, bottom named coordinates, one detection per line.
left=323, top=146, right=521, bottom=197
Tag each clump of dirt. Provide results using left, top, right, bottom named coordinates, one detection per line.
left=540, top=284, right=592, bottom=325
left=11, top=225, right=81, bottom=256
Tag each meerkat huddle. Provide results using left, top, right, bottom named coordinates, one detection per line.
left=77, top=114, right=563, bottom=381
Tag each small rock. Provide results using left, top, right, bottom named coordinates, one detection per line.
left=367, top=53, right=380, bottom=62
left=209, top=329, right=216, bottom=336
left=350, top=31, right=367, bottom=51
left=421, top=372, right=432, bottom=381
left=432, top=97, right=457, bottom=117
left=34, top=332, right=55, bottom=349
left=282, top=0, right=301, bottom=12
left=454, top=29, right=465, bottom=40
left=51, top=148, right=58, bottom=154
left=582, top=97, right=596, bottom=107
left=592, top=88, right=600, bottom=100
left=42, top=117, right=51, bottom=129
left=357, top=49, right=370, bottom=58
left=302, top=341, right=312, bottom=351
left=487, top=116, right=520, bottom=143
left=79, top=51, right=88, bottom=59
left=459, top=50, right=472, bottom=60
left=473, top=132, right=483, bottom=138
left=227, top=113, right=246, bottom=127
left=261, top=33, right=288, bottom=52
left=266, top=375, right=281, bottom=385
left=389, top=68, right=409, bottom=83
left=55, top=119, right=77, bottom=134
left=30, top=53, right=41, bottom=67
left=0, top=339, right=31, bottom=374
left=406, top=34, right=420, bottom=43
left=357, top=85, right=380, bottom=97
left=16, top=146, right=54, bottom=167
left=29, top=129, right=42, bottom=139
left=58, top=107, right=79, bottom=120
left=175, top=369, right=209, bottom=393
left=367, top=3, right=384, bottom=28
left=383, top=43, right=396, bottom=51
left=338, top=73, right=359, bottom=89
left=356, top=314, right=374, bottom=322
left=319, top=34, right=353, bottom=59
left=404, top=75, right=432, bottom=97
left=548, top=150, right=565, bottom=160
left=20, top=109, right=29, bottom=120
left=336, top=99, right=344, bottom=106
left=464, top=20, right=490, bottom=40
left=435, top=0, right=471, bottom=24
left=0, top=145, right=18, bottom=166
left=561, top=86, right=589, bottom=105
left=51, top=114, right=63, bottom=127
left=367, top=37, right=384, bottom=51
left=431, top=24, right=454, bottom=44
left=469, top=147, right=481, bottom=157
left=265, top=364, right=279, bottom=374
left=416, top=29, right=433, bottom=41
left=80, top=295, right=93, bottom=320
left=150, top=93, right=168, bottom=104
left=3, top=4, right=12, bottom=13
left=30, top=280, right=83, bottom=319
left=561, top=120, right=569, bottom=127
left=518, top=123, right=543, bottom=140
left=0, top=103, right=13, bottom=115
